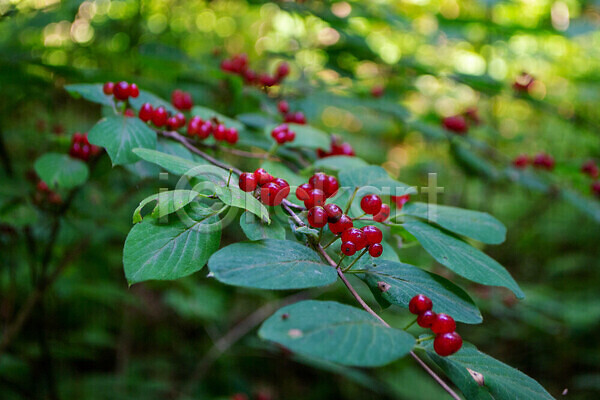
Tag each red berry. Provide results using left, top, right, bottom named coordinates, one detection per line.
left=138, top=103, right=154, bottom=122
left=254, top=168, right=273, bottom=185
left=338, top=142, right=354, bottom=155
left=341, top=228, right=366, bottom=250
left=324, top=203, right=342, bottom=223
left=72, top=132, right=84, bottom=142
left=124, top=109, right=135, bottom=117
left=323, top=175, right=339, bottom=198
left=373, top=204, right=390, bottom=222
left=152, top=106, right=168, bottom=127
left=307, top=206, right=328, bottom=228
left=187, top=116, right=202, bottom=136
left=532, top=152, right=555, bottom=171
left=198, top=121, right=212, bottom=139
left=166, top=116, right=179, bottom=131
left=304, top=188, right=326, bottom=209
left=243, top=69, right=257, bottom=84
left=362, top=225, right=382, bottom=245
left=174, top=112, right=186, bottom=128
left=293, top=112, right=306, bottom=124
left=284, top=129, right=295, bottom=143
left=309, top=173, right=328, bottom=191
left=513, top=72, right=534, bottom=92
left=37, top=181, right=49, bottom=192
left=368, top=243, right=383, bottom=257
left=442, top=115, right=468, bottom=134
left=341, top=241, right=356, bottom=256
left=272, top=178, right=290, bottom=198
left=278, top=100, right=289, bottom=114
left=371, top=85, right=384, bottom=98
left=361, top=194, right=382, bottom=215
left=128, top=83, right=139, bottom=98
left=513, top=154, right=529, bottom=169
left=328, top=214, right=353, bottom=235
left=408, top=294, right=433, bottom=315
left=213, top=124, right=227, bottom=141
left=276, top=62, right=290, bottom=79
left=260, top=182, right=281, bottom=206
left=225, top=127, right=239, bottom=144
left=259, top=74, right=277, bottom=87
left=239, top=173, right=257, bottom=192
left=417, top=310, right=437, bottom=328
left=582, top=160, right=599, bottom=178
left=181, top=93, right=193, bottom=110
left=113, top=81, right=130, bottom=100
left=431, top=313, right=456, bottom=334
left=296, top=183, right=313, bottom=201
left=592, top=181, right=600, bottom=197
left=103, top=82, right=114, bottom=95
left=433, top=332, right=462, bottom=357
left=392, top=194, right=410, bottom=209
left=273, top=130, right=287, bottom=144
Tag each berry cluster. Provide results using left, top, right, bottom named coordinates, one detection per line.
left=513, top=72, right=535, bottom=93
left=69, top=132, right=100, bottom=162
left=35, top=180, right=62, bottom=205
left=188, top=116, right=239, bottom=144
left=271, top=124, right=295, bottom=144
left=296, top=172, right=339, bottom=209
left=138, top=103, right=187, bottom=131
left=103, top=81, right=139, bottom=101
left=239, top=168, right=290, bottom=206
left=409, top=294, right=463, bottom=357
left=277, top=101, right=307, bottom=125
left=317, top=136, right=355, bottom=158
left=171, top=89, right=193, bottom=111
left=221, top=54, right=290, bottom=87
left=581, top=160, right=600, bottom=197
left=512, top=152, right=555, bottom=171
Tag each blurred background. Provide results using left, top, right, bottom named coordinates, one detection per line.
left=1, top=0, right=600, bottom=399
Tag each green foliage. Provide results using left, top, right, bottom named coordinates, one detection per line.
left=34, top=153, right=89, bottom=189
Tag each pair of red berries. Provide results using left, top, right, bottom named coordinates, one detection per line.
left=513, top=152, right=555, bottom=171
left=581, top=160, right=599, bottom=179
left=221, top=53, right=289, bottom=88
left=138, top=103, right=186, bottom=131
left=340, top=225, right=384, bottom=257
left=171, top=89, right=193, bottom=111
left=271, top=124, right=295, bottom=144
left=409, top=294, right=463, bottom=357
left=295, top=173, right=339, bottom=209
left=188, top=116, right=239, bottom=144
left=276, top=101, right=307, bottom=125
left=317, top=136, right=355, bottom=158
left=239, top=168, right=290, bottom=206
left=103, top=81, right=139, bottom=101
left=360, top=194, right=391, bottom=223
left=69, top=132, right=99, bottom=162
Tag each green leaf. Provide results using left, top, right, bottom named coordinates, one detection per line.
left=357, top=260, right=482, bottom=324
left=260, top=160, right=304, bottom=186
left=281, top=123, right=330, bottom=150
left=88, top=116, right=157, bottom=165
left=240, top=211, right=285, bottom=240
left=129, top=90, right=178, bottom=114
left=258, top=300, right=415, bottom=366
left=312, top=156, right=369, bottom=172
left=403, top=220, right=524, bottom=299
left=132, top=148, right=204, bottom=175
left=192, top=105, right=244, bottom=130
left=132, top=190, right=202, bottom=224
left=208, top=240, right=337, bottom=290
left=65, top=83, right=114, bottom=106
left=339, top=166, right=415, bottom=196
left=401, top=202, right=506, bottom=244
left=34, top=153, right=89, bottom=190
left=123, top=211, right=221, bottom=284
left=215, top=185, right=269, bottom=223
left=423, top=342, right=554, bottom=400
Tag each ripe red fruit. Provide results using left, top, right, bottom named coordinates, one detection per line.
left=371, top=85, right=384, bottom=98
left=166, top=116, right=179, bottom=131
left=260, top=182, right=281, bottom=206
left=513, top=154, right=529, bottom=169
left=152, top=106, right=168, bottom=127
left=361, top=194, right=382, bottom=215
left=532, top=152, right=555, bottom=171
left=341, top=241, right=357, bottom=256
left=592, top=181, right=600, bottom=197
left=392, top=194, right=410, bottom=209
left=278, top=100, right=289, bottom=114
left=187, top=116, right=202, bottom=136
left=103, top=82, right=114, bottom=95
left=124, top=109, right=135, bottom=117
left=243, top=69, right=257, bottom=84
left=582, top=160, right=599, bottom=178
left=254, top=168, right=273, bottom=185
left=434, top=332, right=463, bottom=357
left=198, top=121, right=212, bottom=138
left=324, top=175, right=339, bottom=198
left=417, top=310, right=437, bottom=328
left=341, top=227, right=366, bottom=250
left=276, top=62, right=290, bottom=79
left=442, top=115, right=468, bottom=134
left=239, top=173, right=257, bottom=192
left=328, top=214, right=353, bottom=234
left=259, top=74, right=277, bottom=87
left=128, top=83, right=139, bottom=98
left=225, top=127, right=239, bottom=144
left=113, top=81, right=130, bottom=100
left=307, top=206, right=328, bottom=228
left=37, top=181, right=49, bottom=192
left=172, top=90, right=193, bottom=110
left=272, top=178, right=290, bottom=198
left=368, top=243, right=383, bottom=257
left=513, top=72, right=535, bottom=92
left=213, top=124, right=227, bottom=141
left=431, top=313, right=456, bottom=334
left=285, top=129, right=295, bottom=142
left=293, top=111, right=306, bottom=124
left=324, top=203, right=342, bottom=223
left=174, top=112, right=186, bottom=128
left=138, top=103, right=154, bottom=122
left=309, top=173, right=328, bottom=191
left=373, top=204, right=390, bottom=222
left=408, top=294, right=433, bottom=315
left=362, top=225, right=383, bottom=245
left=304, top=188, right=326, bottom=209
left=296, top=183, right=313, bottom=201
left=273, top=130, right=287, bottom=144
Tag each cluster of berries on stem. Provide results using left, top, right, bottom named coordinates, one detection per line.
left=581, top=160, right=600, bottom=197
left=317, top=136, right=355, bottom=158
left=409, top=294, right=463, bottom=357
left=277, top=101, right=307, bottom=125
left=271, top=124, right=295, bottom=144
left=171, top=89, right=193, bottom=111
left=103, top=81, right=139, bottom=101
left=69, top=132, right=100, bottom=162
left=221, top=53, right=290, bottom=88
left=512, top=152, right=555, bottom=171
left=239, top=168, right=290, bottom=206
left=35, top=180, right=62, bottom=205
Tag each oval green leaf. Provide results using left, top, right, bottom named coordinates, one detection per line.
left=34, top=153, right=89, bottom=190
left=240, top=212, right=285, bottom=241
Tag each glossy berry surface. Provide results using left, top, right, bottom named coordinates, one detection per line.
left=361, top=194, right=382, bottom=215
left=272, top=178, right=290, bottom=198
left=442, top=115, right=468, bottom=134
left=213, top=124, right=227, bottom=141
left=433, top=332, right=463, bottom=357
left=138, top=103, right=153, bottom=122
left=368, top=243, right=383, bottom=257
left=329, top=214, right=353, bottom=234
left=103, top=82, right=114, bottom=95
left=296, top=183, right=312, bottom=201
left=307, top=207, right=328, bottom=228
left=323, top=175, right=339, bottom=198
left=309, top=173, right=328, bottom=191
left=304, top=188, right=326, bottom=209
left=513, top=154, right=529, bottom=168
left=341, top=241, right=357, bottom=256
left=362, top=225, right=382, bottom=245
left=277, top=100, right=289, bottom=114
left=417, top=310, right=437, bottom=328
left=260, top=182, right=281, bottom=206
left=431, top=313, right=456, bottom=334
left=254, top=168, right=273, bottom=185
left=341, top=228, right=366, bottom=250
left=113, top=81, right=130, bottom=100
left=239, top=173, right=257, bottom=192
left=152, top=106, right=168, bottom=127
left=128, top=83, right=139, bottom=98
left=373, top=204, right=390, bottom=222
left=408, top=294, right=433, bottom=315
left=324, top=203, right=342, bottom=223
left=225, top=127, right=239, bottom=144
left=166, top=116, right=179, bottom=131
